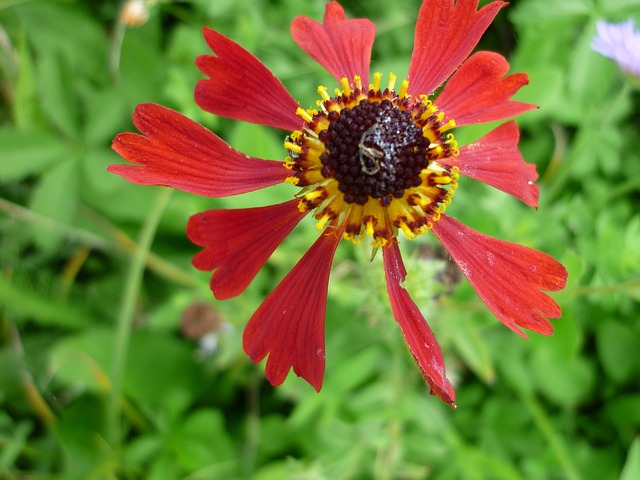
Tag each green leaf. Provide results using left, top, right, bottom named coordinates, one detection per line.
left=49, top=329, right=114, bottom=393
left=12, top=27, right=43, bottom=130
left=620, top=438, right=640, bottom=480
left=228, top=120, right=285, bottom=161
left=14, top=1, right=108, bottom=81
left=510, top=66, right=565, bottom=124
left=255, top=414, right=294, bottom=459
left=0, top=128, right=70, bottom=182
left=81, top=148, right=124, bottom=197
left=147, top=455, right=182, bottom=480
left=175, top=409, right=237, bottom=470
left=494, top=337, right=535, bottom=396
left=530, top=314, right=594, bottom=406
left=37, top=51, right=81, bottom=139
left=606, top=395, right=640, bottom=442
left=567, top=22, right=618, bottom=118
left=601, top=0, right=640, bottom=15
left=252, top=461, right=294, bottom=480
left=0, top=348, right=25, bottom=399
left=561, top=249, right=586, bottom=289
left=596, top=321, right=640, bottom=384
left=510, top=0, right=593, bottom=26
left=119, top=22, right=167, bottom=103
left=0, top=0, right=36, bottom=9
left=531, top=352, right=594, bottom=406
left=0, top=275, right=89, bottom=329
left=82, top=177, right=159, bottom=223
left=450, top=312, right=495, bottom=383
left=0, top=420, right=32, bottom=468
left=83, top=86, right=130, bottom=147
left=324, top=345, right=380, bottom=394
left=531, top=311, right=583, bottom=360
left=123, top=436, right=163, bottom=470
left=28, top=158, right=79, bottom=251
left=123, top=332, right=200, bottom=407
left=53, top=395, right=110, bottom=479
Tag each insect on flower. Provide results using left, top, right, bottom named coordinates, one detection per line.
left=109, top=0, right=568, bottom=407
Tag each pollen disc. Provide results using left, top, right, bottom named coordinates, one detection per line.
left=285, top=74, right=459, bottom=247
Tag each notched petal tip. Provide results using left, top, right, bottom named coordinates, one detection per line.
left=109, top=103, right=289, bottom=197
left=407, top=0, right=508, bottom=96
left=324, top=1, right=347, bottom=22
left=291, top=1, right=375, bottom=85
left=437, top=51, right=536, bottom=127
left=446, top=121, right=540, bottom=207
left=242, top=224, right=344, bottom=392
left=187, top=200, right=306, bottom=300
left=195, top=27, right=300, bottom=131
left=432, top=215, right=567, bottom=338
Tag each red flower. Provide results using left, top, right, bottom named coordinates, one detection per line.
left=110, top=0, right=568, bottom=407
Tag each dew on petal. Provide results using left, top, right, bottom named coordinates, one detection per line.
left=456, top=260, right=471, bottom=278
left=486, top=251, right=495, bottom=267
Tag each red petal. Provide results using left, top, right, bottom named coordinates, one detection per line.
left=440, top=122, right=539, bottom=207
left=436, top=51, right=536, bottom=127
left=194, top=28, right=300, bottom=131
left=291, top=1, right=375, bottom=85
left=383, top=242, right=456, bottom=406
left=407, top=0, right=506, bottom=96
left=243, top=227, right=344, bottom=391
left=109, top=103, right=288, bottom=197
left=432, top=215, right=567, bottom=338
left=187, top=199, right=307, bottom=300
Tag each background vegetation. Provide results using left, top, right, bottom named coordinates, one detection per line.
left=1, top=0, right=639, bottom=478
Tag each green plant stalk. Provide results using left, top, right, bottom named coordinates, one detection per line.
left=242, top=371, right=261, bottom=478
left=106, top=187, right=173, bottom=452
left=519, top=391, right=581, bottom=480
left=109, top=13, right=127, bottom=83
left=0, top=197, right=198, bottom=288
left=568, top=277, right=640, bottom=296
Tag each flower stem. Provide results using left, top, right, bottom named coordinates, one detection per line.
left=242, top=371, right=261, bottom=478
left=0, top=197, right=198, bottom=288
left=519, top=390, right=581, bottom=480
left=568, top=277, right=640, bottom=296
left=109, top=16, right=127, bottom=83
left=106, top=187, right=172, bottom=452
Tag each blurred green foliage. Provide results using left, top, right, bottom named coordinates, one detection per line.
left=1, top=0, right=639, bottom=478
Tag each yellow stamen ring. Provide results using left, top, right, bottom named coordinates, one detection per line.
left=284, top=74, right=459, bottom=248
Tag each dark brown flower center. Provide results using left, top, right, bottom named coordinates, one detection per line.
left=283, top=74, right=460, bottom=247
left=320, top=99, right=430, bottom=207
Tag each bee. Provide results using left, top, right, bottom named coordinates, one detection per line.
left=358, top=127, right=385, bottom=175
